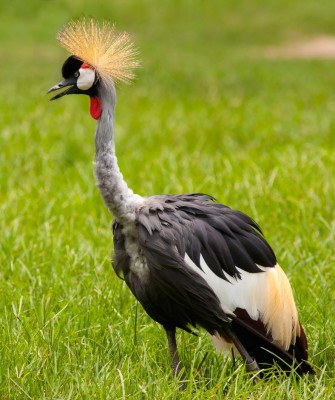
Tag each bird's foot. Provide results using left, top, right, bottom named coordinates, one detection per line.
left=246, top=358, right=260, bottom=373
left=172, top=361, right=187, bottom=390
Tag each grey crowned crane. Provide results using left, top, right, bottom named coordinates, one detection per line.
left=48, top=18, right=314, bottom=380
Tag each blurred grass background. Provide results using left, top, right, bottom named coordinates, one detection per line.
left=1, top=0, right=335, bottom=398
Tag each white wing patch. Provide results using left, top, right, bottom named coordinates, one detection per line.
left=184, top=254, right=300, bottom=351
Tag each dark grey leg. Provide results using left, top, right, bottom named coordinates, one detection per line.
left=165, top=328, right=182, bottom=377
left=224, top=325, right=260, bottom=372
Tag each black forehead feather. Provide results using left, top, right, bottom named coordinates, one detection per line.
left=61, top=56, right=83, bottom=78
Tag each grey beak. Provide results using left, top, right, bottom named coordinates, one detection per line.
left=47, top=77, right=77, bottom=100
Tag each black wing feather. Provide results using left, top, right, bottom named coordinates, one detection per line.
left=138, top=193, right=276, bottom=280
left=122, top=223, right=230, bottom=333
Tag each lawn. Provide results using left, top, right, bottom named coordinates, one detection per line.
left=1, top=0, right=335, bottom=398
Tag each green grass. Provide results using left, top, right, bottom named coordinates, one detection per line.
left=1, top=0, right=335, bottom=398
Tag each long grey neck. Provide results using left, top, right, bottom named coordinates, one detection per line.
left=94, top=82, right=142, bottom=223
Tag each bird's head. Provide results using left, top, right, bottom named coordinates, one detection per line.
left=48, top=18, right=140, bottom=120
left=48, top=56, right=102, bottom=119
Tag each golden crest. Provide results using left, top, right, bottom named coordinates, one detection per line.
left=57, top=17, right=140, bottom=85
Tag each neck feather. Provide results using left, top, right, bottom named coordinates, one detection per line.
left=94, top=82, right=142, bottom=222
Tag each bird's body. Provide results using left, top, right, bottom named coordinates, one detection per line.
left=49, top=18, right=313, bottom=380
left=111, top=193, right=311, bottom=375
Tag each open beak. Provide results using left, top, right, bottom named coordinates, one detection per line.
left=47, top=77, right=78, bottom=100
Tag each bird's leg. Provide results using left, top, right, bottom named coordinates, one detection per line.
left=165, top=327, right=183, bottom=378
left=224, top=325, right=260, bottom=373
left=165, top=328, right=187, bottom=390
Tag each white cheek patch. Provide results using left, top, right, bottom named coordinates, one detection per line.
left=77, top=68, right=96, bottom=90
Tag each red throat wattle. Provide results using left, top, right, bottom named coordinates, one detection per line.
left=90, top=96, right=102, bottom=120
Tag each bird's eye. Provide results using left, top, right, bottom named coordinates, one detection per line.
left=74, top=71, right=80, bottom=79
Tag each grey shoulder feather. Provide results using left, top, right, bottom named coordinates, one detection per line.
left=136, top=193, right=276, bottom=280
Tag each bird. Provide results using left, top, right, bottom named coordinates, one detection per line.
left=48, top=18, right=314, bottom=380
